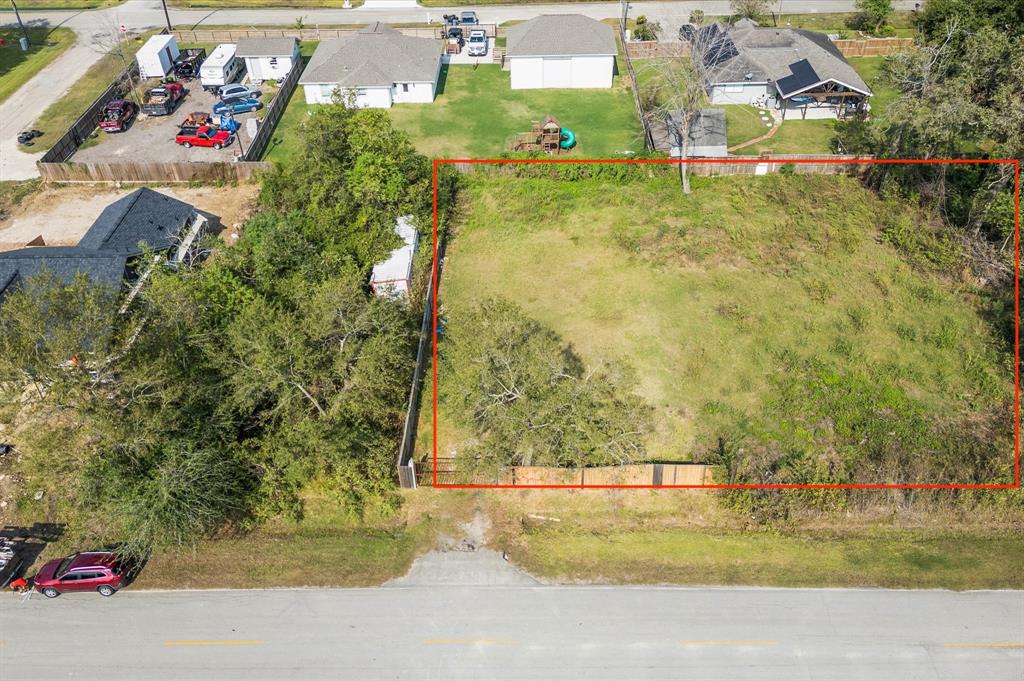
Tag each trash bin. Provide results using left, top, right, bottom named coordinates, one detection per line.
left=19, top=36, right=29, bottom=52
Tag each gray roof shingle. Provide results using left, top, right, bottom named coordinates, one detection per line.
left=506, top=14, right=617, bottom=58
left=235, top=37, right=299, bottom=58
left=299, top=23, right=441, bottom=87
left=0, top=248, right=127, bottom=303
left=77, top=187, right=197, bottom=257
left=702, top=23, right=871, bottom=96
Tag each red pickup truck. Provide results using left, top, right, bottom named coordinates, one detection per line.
left=98, top=100, right=137, bottom=133
left=175, top=125, right=233, bottom=149
left=142, top=82, right=185, bottom=116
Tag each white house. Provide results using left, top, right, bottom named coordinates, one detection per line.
left=370, top=216, right=419, bottom=299
left=235, top=37, right=301, bottom=83
left=136, top=34, right=180, bottom=80
left=685, top=20, right=872, bottom=119
left=299, top=23, right=442, bottom=108
left=505, top=14, right=616, bottom=90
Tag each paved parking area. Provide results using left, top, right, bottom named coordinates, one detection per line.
left=72, top=84, right=264, bottom=164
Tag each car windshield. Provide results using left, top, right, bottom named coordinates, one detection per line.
left=55, top=556, right=75, bottom=577
left=471, top=35, right=484, bottom=42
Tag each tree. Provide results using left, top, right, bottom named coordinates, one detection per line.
left=632, top=15, right=661, bottom=41
left=730, top=0, right=770, bottom=21
left=855, top=0, right=893, bottom=33
left=444, top=298, right=652, bottom=471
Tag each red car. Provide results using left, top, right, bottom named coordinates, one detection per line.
left=34, top=551, right=129, bottom=598
left=175, top=125, right=233, bottom=149
left=98, top=99, right=137, bottom=133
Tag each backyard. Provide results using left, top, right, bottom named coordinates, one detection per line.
left=425, top=171, right=1011, bottom=473
left=266, top=64, right=644, bottom=161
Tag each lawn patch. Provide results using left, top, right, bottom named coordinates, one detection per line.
left=0, top=27, right=76, bottom=105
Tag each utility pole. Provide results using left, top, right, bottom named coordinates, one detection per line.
left=159, top=0, right=172, bottom=33
left=10, top=0, right=30, bottom=51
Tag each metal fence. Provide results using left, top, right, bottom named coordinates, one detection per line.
left=396, top=212, right=448, bottom=489
left=39, top=63, right=140, bottom=164
left=241, top=57, right=304, bottom=161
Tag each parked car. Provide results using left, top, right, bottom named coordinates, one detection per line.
left=468, top=29, right=488, bottom=57
left=219, top=83, right=259, bottom=101
left=34, top=551, right=129, bottom=598
left=460, top=10, right=479, bottom=24
left=98, top=99, right=137, bottom=133
left=176, top=125, right=233, bottom=149
left=141, top=82, right=186, bottom=117
left=212, top=97, right=261, bottom=115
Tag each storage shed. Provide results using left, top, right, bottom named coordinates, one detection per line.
left=235, top=37, right=301, bottom=83
left=136, top=34, right=180, bottom=80
left=506, top=15, right=616, bottom=90
left=370, top=216, right=419, bottom=299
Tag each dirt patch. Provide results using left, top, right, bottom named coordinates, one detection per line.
left=0, top=184, right=260, bottom=251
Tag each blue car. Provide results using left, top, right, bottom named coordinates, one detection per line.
left=212, top=97, right=262, bottom=115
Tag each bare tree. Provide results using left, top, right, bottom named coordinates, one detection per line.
left=638, top=20, right=736, bottom=193
left=90, top=21, right=144, bottom=104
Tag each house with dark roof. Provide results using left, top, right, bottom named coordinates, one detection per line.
left=506, top=14, right=617, bottom=90
left=236, top=37, right=301, bottom=83
left=0, top=188, right=205, bottom=307
left=299, top=23, right=442, bottom=108
left=684, top=19, right=872, bottom=119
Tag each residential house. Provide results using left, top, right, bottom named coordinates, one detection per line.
left=299, top=23, right=442, bottom=108
left=505, top=14, right=617, bottom=90
left=684, top=20, right=872, bottom=119
left=235, top=37, right=301, bottom=83
left=0, top=188, right=206, bottom=307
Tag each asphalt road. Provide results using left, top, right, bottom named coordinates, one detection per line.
left=1, top=582, right=1021, bottom=680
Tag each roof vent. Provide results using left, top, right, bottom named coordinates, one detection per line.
left=744, top=72, right=753, bottom=80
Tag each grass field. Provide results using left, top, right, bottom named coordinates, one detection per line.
left=427, top=172, right=1009, bottom=464
left=0, top=27, right=76, bottom=105
left=847, top=55, right=900, bottom=119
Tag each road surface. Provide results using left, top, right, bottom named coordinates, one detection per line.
left=1, top=0, right=918, bottom=179
left=1, top=562, right=1021, bottom=681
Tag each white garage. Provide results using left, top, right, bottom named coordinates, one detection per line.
left=506, top=15, right=616, bottom=90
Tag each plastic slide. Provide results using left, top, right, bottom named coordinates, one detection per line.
left=559, top=128, right=577, bottom=149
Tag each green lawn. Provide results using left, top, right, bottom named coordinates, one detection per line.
left=269, top=64, right=643, bottom=161
left=168, top=0, right=363, bottom=7
left=775, top=11, right=918, bottom=38
left=731, top=113, right=836, bottom=155
left=23, top=33, right=156, bottom=153
left=0, top=27, right=76, bottom=105
left=431, top=173, right=1009, bottom=462
left=847, top=56, right=899, bottom=119
left=722, top=104, right=772, bottom=148
left=0, top=0, right=117, bottom=7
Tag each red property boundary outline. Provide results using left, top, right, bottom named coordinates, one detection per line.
left=430, top=157, right=1021, bottom=490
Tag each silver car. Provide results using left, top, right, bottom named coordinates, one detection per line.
left=468, top=29, right=488, bottom=57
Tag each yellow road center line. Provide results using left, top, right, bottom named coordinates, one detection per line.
left=679, top=640, right=778, bottom=647
left=943, top=642, right=1024, bottom=649
left=421, top=639, right=516, bottom=645
left=162, top=640, right=266, bottom=647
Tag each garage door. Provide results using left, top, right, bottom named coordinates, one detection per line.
left=542, top=58, right=572, bottom=88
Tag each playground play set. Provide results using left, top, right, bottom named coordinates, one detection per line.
left=510, top=115, right=577, bottom=154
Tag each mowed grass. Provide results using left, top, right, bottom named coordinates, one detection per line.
left=0, top=27, right=76, bottom=105
left=723, top=104, right=773, bottom=148
left=387, top=65, right=643, bottom=158
left=734, top=116, right=837, bottom=155
left=847, top=55, right=900, bottom=119
left=433, top=173, right=1008, bottom=461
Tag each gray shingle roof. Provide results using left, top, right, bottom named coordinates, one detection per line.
left=235, top=37, right=299, bottom=58
left=0, top=248, right=127, bottom=303
left=77, top=187, right=197, bottom=257
left=299, top=23, right=441, bottom=88
left=651, top=108, right=727, bottom=156
left=506, top=14, right=616, bottom=58
left=703, top=23, right=871, bottom=96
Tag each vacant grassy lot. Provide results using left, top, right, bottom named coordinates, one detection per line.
left=429, top=172, right=1009, bottom=467
left=0, top=27, right=76, bottom=105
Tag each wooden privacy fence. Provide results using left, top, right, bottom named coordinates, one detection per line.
left=241, top=57, right=303, bottom=161
left=834, top=37, right=914, bottom=57
left=172, top=24, right=496, bottom=44
left=448, top=155, right=872, bottom=177
left=617, top=25, right=655, bottom=150
left=36, top=161, right=271, bottom=183
left=39, top=64, right=139, bottom=164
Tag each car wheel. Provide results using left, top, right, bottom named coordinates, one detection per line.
left=97, top=585, right=117, bottom=597
left=183, top=141, right=192, bottom=148
left=41, top=587, right=60, bottom=598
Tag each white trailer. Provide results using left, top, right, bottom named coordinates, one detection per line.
left=136, top=34, right=180, bottom=80
left=370, top=216, right=419, bottom=299
left=200, top=44, right=244, bottom=92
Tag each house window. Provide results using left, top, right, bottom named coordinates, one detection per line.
left=402, top=83, right=410, bottom=93
left=319, top=84, right=334, bottom=98
left=269, top=57, right=278, bottom=66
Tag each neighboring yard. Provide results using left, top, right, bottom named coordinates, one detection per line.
left=268, top=64, right=643, bottom=160
left=0, top=27, right=76, bottom=105
left=847, top=55, right=900, bottom=119
left=426, top=172, right=1010, bottom=468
